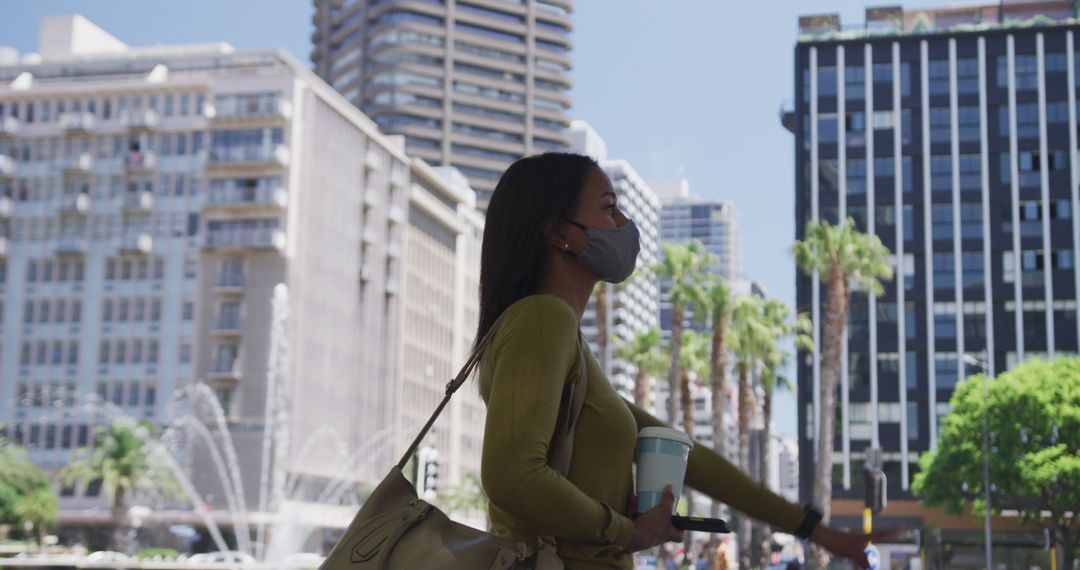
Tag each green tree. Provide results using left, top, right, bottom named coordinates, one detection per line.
left=439, top=473, right=489, bottom=528
left=651, top=241, right=712, bottom=429
left=60, top=420, right=180, bottom=552
left=793, top=218, right=892, bottom=532
left=704, top=279, right=733, bottom=525
left=14, top=486, right=58, bottom=551
left=0, top=441, right=57, bottom=548
left=755, top=303, right=812, bottom=568
left=728, top=295, right=773, bottom=567
left=913, top=358, right=1080, bottom=568
left=617, top=329, right=667, bottom=410
left=676, top=330, right=710, bottom=440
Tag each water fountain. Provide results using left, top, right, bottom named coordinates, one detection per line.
left=15, top=283, right=414, bottom=564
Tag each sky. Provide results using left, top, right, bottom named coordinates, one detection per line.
left=1, top=0, right=962, bottom=437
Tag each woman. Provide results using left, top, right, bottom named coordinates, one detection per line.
left=477, top=153, right=889, bottom=569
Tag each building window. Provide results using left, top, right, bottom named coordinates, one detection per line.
left=934, top=304, right=957, bottom=340
left=935, top=353, right=960, bottom=389
left=817, top=66, right=837, bottom=97
left=845, top=65, right=865, bottom=100
left=930, top=155, right=952, bottom=191
left=960, top=203, right=983, bottom=239
left=933, top=253, right=955, bottom=289
left=929, top=107, right=950, bottom=143
left=932, top=204, right=953, bottom=240
left=962, top=252, right=984, bottom=288
left=907, top=403, right=919, bottom=439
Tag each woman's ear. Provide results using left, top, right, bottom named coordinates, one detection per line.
left=543, top=218, right=568, bottom=251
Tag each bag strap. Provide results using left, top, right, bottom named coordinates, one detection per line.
left=396, top=310, right=589, bottom=472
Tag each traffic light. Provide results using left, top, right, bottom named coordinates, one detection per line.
left=416, top=447, right=440, bottom=501
left=863, top=446, right=886, bottom=514
left=864, top=467, right=887, bottom=514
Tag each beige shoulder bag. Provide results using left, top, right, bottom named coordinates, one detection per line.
left=319, top=314, right=589, bottom=570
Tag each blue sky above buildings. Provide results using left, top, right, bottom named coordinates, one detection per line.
left=1, top=0, right=961, bottom=436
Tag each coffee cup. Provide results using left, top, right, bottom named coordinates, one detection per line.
left=635, top=427, right=693, bottom=514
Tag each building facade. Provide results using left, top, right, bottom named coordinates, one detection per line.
left=567, top=122, right=662, bottom=405
left=311, top=0, right=575, bottom=205
left=0, top=15, right=456, bottom=551
left=397, top=162, right=486, bottom=529
left=792, top=2, right=1080, bottom=530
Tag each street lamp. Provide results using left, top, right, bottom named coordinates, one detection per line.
left=961, top=353, right=992, bottom=570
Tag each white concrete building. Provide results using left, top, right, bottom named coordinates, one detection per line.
left=398, top=163, right=486, bottom=529
left=0, top=15, right=479, bottom=553
left=566, top=121, right=661, bottom=403
left=769, top=431, right=800, bottom=505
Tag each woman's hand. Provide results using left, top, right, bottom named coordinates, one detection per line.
left=811, top=524, right=901, bottom=569
left=621, top=485, right=683, bottom=554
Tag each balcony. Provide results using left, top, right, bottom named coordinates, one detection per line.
left=61, top=153, right=94, bottom=174
left=208, top=145, right=290, bottom=169
left=205, top=97, right=292, bottom=122
left=390, top=168, right=409, bottom=188
left=119, top=233, right=153, bottom=255
left=204, top=228, right=286, bottom=251
left=215, top=273, right=246, bottom=291
left=0, top=116, right=19, bottom=138
left=59, top=194, right=90, bottom=216
left=361, top=227, right=379, bottom=245
left=212, top=317, right=244, bottom=336
left=208, top=358, right=242, bottom=380
left=0, top=156, right=16, bottom=178
left=387, top=204, right=406, bottom=224
left=365, top=147, right=382, bottom=171
left=122, top=191, right=154, bottom=213
left=122, top=109, right=159, bottom=131
left=362, top=190, right=379, bottom=209
left=56, top=237, right=88, bottom=256
left=58, top=112, right=95, bottom=134
left=124, top=150, right=158, bottom=173
left=205, top=185, right=287, bottom=211
left=0, top=196, right=11, bottom=218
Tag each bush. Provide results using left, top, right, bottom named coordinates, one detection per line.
left=135, top=548, right=179, bottom=560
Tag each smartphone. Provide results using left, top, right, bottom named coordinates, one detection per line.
left=671, top=516, right=731, bottom=534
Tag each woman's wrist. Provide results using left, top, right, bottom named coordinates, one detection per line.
left=794, top=504, right=823, bottom=539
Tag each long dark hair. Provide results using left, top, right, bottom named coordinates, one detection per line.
left=474, top=152, right=599, bottom=351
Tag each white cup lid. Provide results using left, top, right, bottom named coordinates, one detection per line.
left=637, top=426, right=693, bottom=448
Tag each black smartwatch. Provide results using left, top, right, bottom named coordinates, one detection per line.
left=794, top=504, right=823, bottom=539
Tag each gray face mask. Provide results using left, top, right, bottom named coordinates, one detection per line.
left=565, top=219, right=641, bottom=283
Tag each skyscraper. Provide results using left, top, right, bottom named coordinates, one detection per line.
left=791, top=1, right=1080, bottom=536
left=0, top=15, right=479, bottom=550
left=311, top=0, right=575, bottom=206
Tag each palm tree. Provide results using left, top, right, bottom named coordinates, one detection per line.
left=0, top=441, right=57, bottom=550
left=593, top=281, right=611, bottom=373
left=14, top=487, right=57, bottom=552
left=754, top=304, right=812, bottom=568
left=617, top=329, right=667, bottom=410
left=704, top=278, right=732, bottom=483
left=794, top=218, right=892, bottom=535
left=677, top=330, right=710, bottom=439
left=60, top=420, right=179, bottom=552
left=675, top=329, right=710, bottom=537
left=728, top=295, right=774, bottom=567
left=651, top=241, right=712, bottom=427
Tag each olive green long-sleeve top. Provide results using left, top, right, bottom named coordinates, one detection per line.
left=478, top=294, right=806, bottom=569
